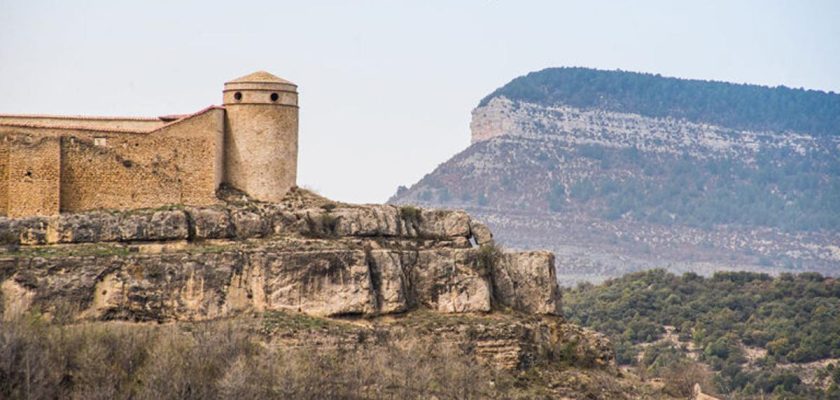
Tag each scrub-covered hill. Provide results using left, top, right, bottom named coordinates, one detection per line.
left=391, top=68, right=840, bottom=284
left=564, top=269, right=840, bottom=399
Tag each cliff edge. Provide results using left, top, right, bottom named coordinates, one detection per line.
left=0, top=188, right=685, bottom=398
left=0, top=187, right=563, bottom=321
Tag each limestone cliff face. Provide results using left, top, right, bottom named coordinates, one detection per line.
left=0, top=189, right=561, bottom=322
left=471, top=96, right=834, bottom=158
left=0, top=188, right=630, bottom=388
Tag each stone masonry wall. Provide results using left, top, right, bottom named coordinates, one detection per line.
left=66, top=108, right=225, bottom=209
left=60, top=138, right=182, bottom=211
left=6, top=137, right=60, bottom=217
left=0, top=139, right=8, bottom=215
left=224, top=104, right=298, bottom=202
left=0, top=115, right=166, bottom=131
left=148, top=107, right=224, bottom=205
left=0, top=108, right=224, bottom=216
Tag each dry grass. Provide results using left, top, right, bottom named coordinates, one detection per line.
left=0, top=313, right=499, bottom=400
left=0, top=310, right=669, bottom=399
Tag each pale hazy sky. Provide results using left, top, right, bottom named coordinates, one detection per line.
left=1, top=1, right=838, bottom=203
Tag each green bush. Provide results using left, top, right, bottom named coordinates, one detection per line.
left=475, top=243, right=503, bottom=276
left=564, top=269, right=840, bottom=397
left=304, top=213, right=339, bottom=238
left=399, top=205, right=422, bottom=226
left=0, top=230, right=20, bottom=246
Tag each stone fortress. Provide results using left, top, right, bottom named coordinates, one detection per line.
left=0, top=71, right=633, bottom=398
left=0, top=71, right=298, bottom=218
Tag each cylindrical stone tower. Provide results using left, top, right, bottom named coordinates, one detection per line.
left=223, top=71, right=298, bottom=202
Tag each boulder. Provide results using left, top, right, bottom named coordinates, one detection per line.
left=230, top=208, right=270, bottom=238
left=469, top=221, right=494, bottom=246
left=417, top=209, right=471, bottom=239
left=142, top=210, right=190, bottom=241
left=368, top=249, right=415, bottom=313
left=332, top=205, right=403, bottom=237
left=260, top=250, right=377, bottom=317
left=492, top=251, right=561, bottom=315
left=187, top=207, right=233, bottom=239
left=9, top=217, right=50, bottom=245
left=413, top=248, right=492, bottom=313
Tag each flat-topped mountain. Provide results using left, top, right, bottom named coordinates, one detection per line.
left=476, top=67, right=840, bottom=138
left=390, top=68, right=840, bottom=284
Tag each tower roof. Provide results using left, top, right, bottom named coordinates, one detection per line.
left=226, top=71, right=295, bottom=85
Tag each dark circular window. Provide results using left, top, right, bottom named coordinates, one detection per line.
left=270, top=93, right=279, bottom=102
left=234, top=92, right=242, bottom=101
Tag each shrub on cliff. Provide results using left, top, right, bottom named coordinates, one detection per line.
left=399, top=205, right=422, bottom=226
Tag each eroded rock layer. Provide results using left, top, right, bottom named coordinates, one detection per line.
left=0, top=189, right=560, bottom=322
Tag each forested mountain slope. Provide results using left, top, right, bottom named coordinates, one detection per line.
left=479, top=67, right=840, bottom=137
left=390, top=68, right=840, bottom=283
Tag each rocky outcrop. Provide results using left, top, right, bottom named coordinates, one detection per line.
left=493, top=251, right=562, bottom=315
left=0, top=202, right=474, bottom=246
left=374, top=313, right=614, bottom=371
left=0, top=189, right=629, bottom=399
left=469, top=96, right=832, bottom=158
left=0, top=191, right=561, bottom=322
left=0, top=244, right=550, bottom=321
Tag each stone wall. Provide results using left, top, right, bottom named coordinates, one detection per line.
left=0, top=139, right=8, bottom=215
left=151, top=107, right=225, bottom=205
left=0, top=107, right=224, bottom=216
left=224, top=104, right=298, bottom=203
left=6, top=137, right=60, bottom=217
left=0, top=115, right=166, bottom=131
left=71, top=107, right=225, bottom=209
left=60, top=138, right=182, bottom=211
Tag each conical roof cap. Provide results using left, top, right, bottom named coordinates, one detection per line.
left=226, top=71, right=295, bottom=85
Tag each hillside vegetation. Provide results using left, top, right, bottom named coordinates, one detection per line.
left=560, top=143, right=840, bottom=232
left=0, top=310, right=678, bottom=400
left=565, top=270, right=840, bottom=399
left=408, top=140, right=839, bottom=233
left=480, top=67, right=840, bottom=136
left=391, top=67, right=840, bottom=283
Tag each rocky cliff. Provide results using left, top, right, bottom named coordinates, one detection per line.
left=0, top=188, right=562, bottom=321
left=0, top=188, right=673, bottom=398
left=391, top=68, right=840, bottom=284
